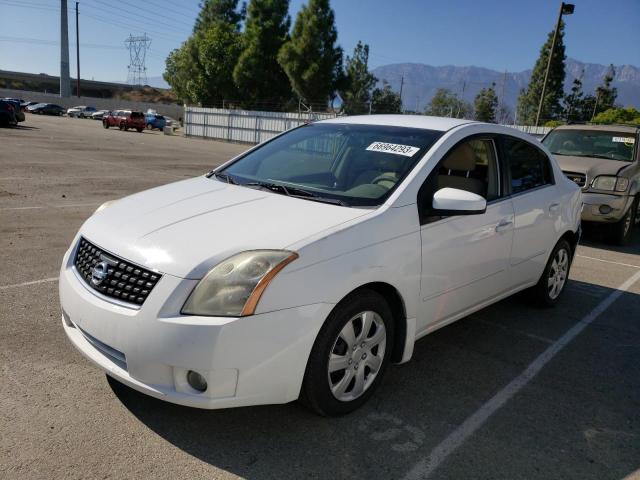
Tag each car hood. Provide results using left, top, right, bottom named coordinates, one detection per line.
left=80, top=176, right=372, bottom=279
left=553, top=154, right=631, bottom=178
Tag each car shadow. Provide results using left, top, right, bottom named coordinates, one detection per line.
left=580, top=225, right=640, bottom=255
left=14, top=124, right=40, bottom=130
left=108, top=279, right=640, bottom=480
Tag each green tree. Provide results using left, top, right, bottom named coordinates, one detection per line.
left=592, top=106, right=640, bottom=125
left=277, top=0, right=342, bottom=110
left=474, top=83, right=498, bottom=122
left=425, top=88, right=471, bottom=119
left=233, top=0, right=292, bottom=110
left=517, top=21, right=567, bottom=124
left=164, top=0, right=244, bottom=104
left=593, top=65, right=618, bottom=116
left=164, top=38, right=201, bottom=103
left=563, top=74, right=584, bottom=121
left=194, top=0, right=245, bottom=32
left=339, top=42, right=377, bottom=115
left=371, top=81, right=402, bottom=114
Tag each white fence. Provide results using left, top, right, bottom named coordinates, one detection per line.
left=183, top=106, right=551, bottom=144
left=184, top=107, right=336, bottom=143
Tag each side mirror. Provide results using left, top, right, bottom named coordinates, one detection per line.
left=432, top=187, right=487, bottom=215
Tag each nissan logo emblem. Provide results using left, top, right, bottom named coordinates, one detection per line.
left=91, top=261, right=110, bottom=286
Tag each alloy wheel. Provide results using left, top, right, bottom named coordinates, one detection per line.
left=548, top=248, right=569, bottom=300
left=327, top=311, right=386, bottom=402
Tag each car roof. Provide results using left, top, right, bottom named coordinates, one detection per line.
left=552, top=124, right=638, bottom=134
left=317, top=114, right=476, bottom=132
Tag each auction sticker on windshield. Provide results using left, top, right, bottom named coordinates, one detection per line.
left=366, top=142, right=420, bottom=157
left=612, top=136, right=635, bottom=144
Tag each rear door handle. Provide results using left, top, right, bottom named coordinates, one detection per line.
left=549, top=203, right=560, bottom=212
left=495, top=219, right=513, bottom=232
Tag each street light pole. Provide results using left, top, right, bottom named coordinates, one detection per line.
left=75, top=1, right=80, bottom=98
left=535, top=2, right=574, bottom=126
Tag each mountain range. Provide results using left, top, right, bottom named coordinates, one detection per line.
left=372, top=58, right=640, bottom=116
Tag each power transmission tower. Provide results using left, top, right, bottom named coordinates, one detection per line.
left=124, top=33, right=151, bottom=85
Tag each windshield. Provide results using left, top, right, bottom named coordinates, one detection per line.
left=543, top=129, right=636, bottom=162
left=216, top=123, right=442, bottom=207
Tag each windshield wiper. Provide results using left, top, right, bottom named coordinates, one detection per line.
left=213, top=171, right=238, bottom=184
left=244, top=181, right=349, bottom=206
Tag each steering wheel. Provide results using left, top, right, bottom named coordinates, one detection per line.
left=371, top=173, right=397, bottom=186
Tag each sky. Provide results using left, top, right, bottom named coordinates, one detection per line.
left=0, top=0, right=638, bottom=86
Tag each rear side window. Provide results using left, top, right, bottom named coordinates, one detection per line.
left=502, top=137, right=553, bottom=194
left=131, top=112, right=144, bottom=118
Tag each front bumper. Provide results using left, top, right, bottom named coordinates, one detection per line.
left=580, top=192, right=634, bottom=223
left=59, top=245, right=332, bottom=409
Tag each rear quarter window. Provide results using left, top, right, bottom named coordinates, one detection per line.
left=502, top=136, right=554, bottom=194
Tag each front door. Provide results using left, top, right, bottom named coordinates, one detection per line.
left=417, top=137, right=514, bottom=334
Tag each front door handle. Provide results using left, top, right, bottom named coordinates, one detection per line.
left=495, top=219, right=513, bottom=232
left=549, top=203, right=560, bottom=213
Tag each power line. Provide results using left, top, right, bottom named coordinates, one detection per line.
left=109, top=0, right=194, bottom=30
left=0, top=35, right=124, bottom=50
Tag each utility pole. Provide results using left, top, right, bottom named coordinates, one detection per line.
left=535, top=2, right=575, bottom=126
left=498, top=70, right=507, bottom=124
left=399, top=74, right=404, bottom=111
left=75, top=2, right=80, bottom=98
left=456, top=80, right=466, bottom=118
left=60, top=0, right=71, bottom=98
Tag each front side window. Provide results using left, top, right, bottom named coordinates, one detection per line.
left=418, top=137, right=500, bottom=223
left=217, top=123, right=442, bottom=207
left=543, top=129, right=635, bottom=162
left=503, top=137, right=553, bottom=194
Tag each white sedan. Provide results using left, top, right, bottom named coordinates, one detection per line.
left=59, top=115, right=582, bottom=415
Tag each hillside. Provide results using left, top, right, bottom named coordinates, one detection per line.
left=372, top=59, right=640, bottom=116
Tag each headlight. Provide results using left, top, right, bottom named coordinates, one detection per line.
left=94, top=200, right=116, bottom=214
left=591, top=176, right=629, bottom=192
left=182, top=250, right=298, bottom=317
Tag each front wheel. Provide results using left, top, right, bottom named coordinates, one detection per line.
left=103, top=120, right=109, bottom=129
left=119, top=123, right=125, bottom=130
left=526, top=239, right=572, bottom=307
left=301, top=289, right=394, bottom=416
left=609, top=198, right=637, bottom=246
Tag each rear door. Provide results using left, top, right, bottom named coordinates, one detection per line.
left=499, top=135, right=559, bottom=287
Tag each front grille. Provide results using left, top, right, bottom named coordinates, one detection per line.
left=563, top=171, right=586, bottom=188
left=74, top=237, right=161, bottom=306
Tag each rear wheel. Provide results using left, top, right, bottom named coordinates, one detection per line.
left=609, top=198, right=637, bottom=246
left=526, top=239, right=572, bottom=307
left=119, top=122, right=126, bottom=130
left=301, top=289, right=394, bottom=416
left=136, top=127, right=143, bottom=132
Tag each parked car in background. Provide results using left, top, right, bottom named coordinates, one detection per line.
left=27, top=103, right=65, bottom=116
left=3, top=97, right=25, bottom=106
left=102, top=110, right=145, bottom=132
left=91, top=109, right=110, bottom=120
left=60, top=115, right=582, bottom=415
left=0, top=100, right=18, bottom=126
left=543, top=124, right=640, bottom=245
left=21, top=101, right=39, bottom=110
left=68, top=106, right=97, bottom=118
left=145, top=113, right=166, bottom=130
left=3, top=99, right=25, bottom=122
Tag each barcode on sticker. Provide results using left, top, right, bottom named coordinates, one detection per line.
left=612, top=136, right=635, bottom=144
left=366, top=142, right=420, bottom=157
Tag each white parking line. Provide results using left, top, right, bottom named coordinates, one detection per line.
left=0, top=203, right=100, bottom=211
left=402, top=268, right=640, bottom=480
left=0, top=277, right=58, bottom=291
left=576, top=254, right=640, bottom=270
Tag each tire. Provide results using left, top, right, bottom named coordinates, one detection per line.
left=526, top=239, right=572, bottom=307
left=119, top=123, right=125, bottom=131
left=146, top=123, right=152, bottom=130
left=301, top=289, right=394, bottom=416
left=103, top=120, right=109, bottom=129
left=136, top=127, right=143, bottom=132
left=609, top=198, right=637, bottom=246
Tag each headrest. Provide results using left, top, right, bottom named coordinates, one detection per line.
left=443, top=143, right=476, bottom=171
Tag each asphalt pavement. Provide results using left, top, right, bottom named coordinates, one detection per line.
left=1, top=114, right=639, bottom=480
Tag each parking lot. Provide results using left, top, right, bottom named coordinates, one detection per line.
left=1, top=114, right=639, bottom=479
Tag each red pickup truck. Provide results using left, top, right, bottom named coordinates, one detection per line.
left=102, top=110, right=146, bottom=132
